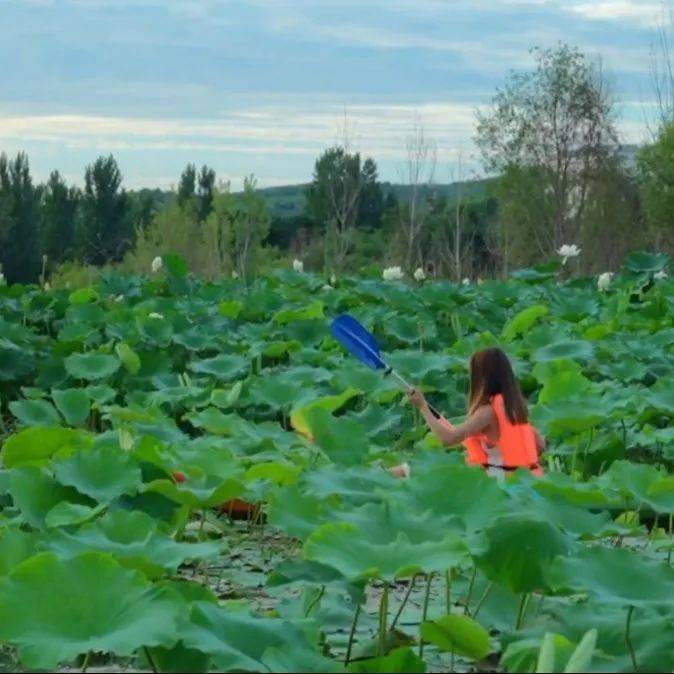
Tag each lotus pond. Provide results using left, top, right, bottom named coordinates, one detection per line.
left=0, top=253, right=674, bottom=673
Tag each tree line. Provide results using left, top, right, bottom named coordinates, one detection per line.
left=2, top=43, right=674, bottom=285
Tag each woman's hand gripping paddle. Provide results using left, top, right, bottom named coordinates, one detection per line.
left=330, top=314, right=446, bottom=421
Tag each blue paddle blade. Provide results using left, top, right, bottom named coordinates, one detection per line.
left=331, top=314, right=387, bottom=371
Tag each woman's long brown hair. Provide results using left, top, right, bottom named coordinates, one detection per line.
left=468, top=347, right=528, bottom=424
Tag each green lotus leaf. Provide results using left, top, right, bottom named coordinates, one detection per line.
left=0, top=528, right=37, bottom=576
left=8, top=466, right=88, bottom=529
left=138, top=314, right=174, bottom=345
left=9, top=398, right=61, bottom=427
left=304, top=522, right=467, bottom=582
left=532, top=397, right=611, bottom=436
left=44, top=510, right=223, bottom=577
left=64, top=352, right=121, bottom=380
left=115, top=342, right=141, bottom=374
left=348, top=647, right=426, bottom=673
left=421, top=614, right=491, bottom=660
left=502, top=305, right=549, bottom=341
left=53, top=445, right=142, bottom=503
left=210, top=382, right=243, bottom=409
left=266, top=485, right=332, bottom=539
left=0, top=551, right=183, bottom=669
left=52, top=388, right=91, bottom=427
left=261, top=645, right=343, bottom=673
left=625, top=251, right=669, bottom=273
left=475, top=515, right=572, bottom=594
left=145, top=475, right=244, bottom=509
left=45, top=502, right=106, bottom=528
left=68, top=287, right=99, bottom=305
left=273, top=300, right=324, bottom=324
left=551, top=546, right=674, bottom=606
left=290, top=387, right=361, bottom=438
left=247, top=376, right=304, bottom=410
left=533, top=340, right=595, bottom=363
left=218, top=300, right=243, bottom=319
left=3, top=427, right=91, bottom=469
left=404, top=463, right=509, bottom=534
left=189, top=354, right=249, bottom=381
left=246, top=461, right=302, bottom=486
left=304, top=407, right=370, bottom=466
left=180, top=602, right=328, bottom=672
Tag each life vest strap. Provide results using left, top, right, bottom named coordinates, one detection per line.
left=480, top=462, right=541, bottom=472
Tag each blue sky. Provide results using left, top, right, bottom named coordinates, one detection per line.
left=0, top=0, right=666, bottom=189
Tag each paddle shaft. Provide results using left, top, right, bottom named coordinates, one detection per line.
left=384, top=367, right=443, bottom=419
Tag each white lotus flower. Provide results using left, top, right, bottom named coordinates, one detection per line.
left=399, top=462, right=411, bottom=479
left=43, top=282, right=51, bottom=291
left=462, top=277, right=470, bottom=286
left=114, top=294, right=124, bottom=303
left=293, top=259, right=304, bottom=273
left=597, top=272, right=613, bottom=292
left=557, top=244, right=581, bottom=264
left=655, top=270, right=669, bottom=280
left=382, top=266, right=404, bottom=281
left=148, top=312, right=164, bottom=320
left=151, top=256, right=163, bottom=273
left=231, top=270, right=239, bottom=279
left=414, top=267, right=426, bottom=282
left=477, top=277, right=484, bottom=286
left=330, top=273, right=337, bottom=286
left=0, top=273, right=5, bottom=286
left=321, top=284, right=333, bottom=291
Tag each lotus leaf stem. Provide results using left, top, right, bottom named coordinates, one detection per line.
left=378, top=583, right=389, bottom=657
left=80, top=651, right=91, bottom=673
left=472, top=581, right=494, bottom=619
left=143, top=647, right=158, bottom=673
left=419, top=573, right=434, bottom=658
left=464, top=566, right=477, bottom=614
left=391, top=575, right=417, bottom=629
left=669, top=514, right=673, bottom=565
left=304, top=584, right=325, bottom=618
left=516, top=592, right=530, bottom=629
left=345, top=603, right=361, bottom=665
left=625, top=605, right=638, bottom=672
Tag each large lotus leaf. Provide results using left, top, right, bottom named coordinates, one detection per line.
left=146, top=474, right=244, bottom=509
left=180, top=601, right=329, bottom=672
left=348, top=647, right=426, bottom=673
left=386, top=314, right=438, bottom=345
left=246, top=461, right=301, bottom=486
left=502, top=305, right=549, bottom=341
left=595, top=460, right=674, bottom=512
left=551, top=546, right=674, bottom=606
left=549, top=294, right=600, bottom=322
left=189, top=354, right=249, bottom=381
left=304, top=407, right=369, bottom=466
left=421, top=614, right=491, bottom=660
left=625, top=251, right=669, bottom=273
left=115, top=342, right=141, bottom=375
left=3, top=427, right=93, bottom=469
left=0, top=528, right=37, bottom=576
left=44, top=510, right=223, bottom=578
left=302, top=465, right=397, bottom=507
left=137, top=314, right=174, bottom=345
left=339, top=501, right=462, bottom=545
left=532, top=397, right=611, bottom=436
left=184, top=408, right=248, bottom=435
left=290, top=387, right=361, bottom=439
left=304, top=522, right=467, bottom=581
left=273, top=301, right=324, bottom=324
left=643, top=378, right=674, bottom=416
left=8, top=467, right=88, bottom=530
left=0, top=551, right=182, bottom=669
left=51, top=388, right=91, bottom=427
left=64, top=352, right=121, bottom=380
left=533, top=340, right=595, bottom=363
left=547, top=600, right=674, bottom=673
left=44, top=501, right=105, bottom=528
left=53, top=445, right=142, bottom=503
left=266, top=485, right=333, bottom=539
left=537, top=370, right=593, bottom=405
left=475, top=515, right=572, bottom=594
left=247, top=376, right=304, bottom=410
left=386, top=351, right=458, bottom=380
left=261, top=646, right=343, bottom=673
left=9, top=398, right=61, bottom=427
left=404, top=463, right=509, bottom=534
left=534, top=472, right=618, bottom=509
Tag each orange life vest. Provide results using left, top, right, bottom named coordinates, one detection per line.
left=441, top=394, right=542, bottom=475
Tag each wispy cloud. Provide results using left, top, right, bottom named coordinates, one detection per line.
left=569, top=1, right=663, bottom=28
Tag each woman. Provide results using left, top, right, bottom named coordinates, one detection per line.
left=394, top=347, right=544, bottom=479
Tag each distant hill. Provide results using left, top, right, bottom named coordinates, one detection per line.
left=258, top=178, right=496, bottom=218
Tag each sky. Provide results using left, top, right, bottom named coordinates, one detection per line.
left=0, top=0, right=668, bottom=189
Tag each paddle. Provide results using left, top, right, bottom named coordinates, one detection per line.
left=330, top=314, right=444, bottom=420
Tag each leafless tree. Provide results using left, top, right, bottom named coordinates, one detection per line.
left=397, top=115, right=437, bottom=271
left=650, top=1, right=674, bottom=131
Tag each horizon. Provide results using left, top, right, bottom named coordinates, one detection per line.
left=1, top=0, right=666, bottom=190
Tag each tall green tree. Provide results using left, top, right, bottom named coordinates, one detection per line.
left=638, top=122, right=674, bottom=252
left=78, top=155, right=133, bottom=265
left=0, top=152, right=41, bottom=283
left=306, top=146, right=382, bottom=271
left=177, top=164, right=197, bottom=208
left=476, top=44, right=618, bottom=271
left=197, top=165, right=216, bottom=222
left=41, top=171, right=80, bottom=266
